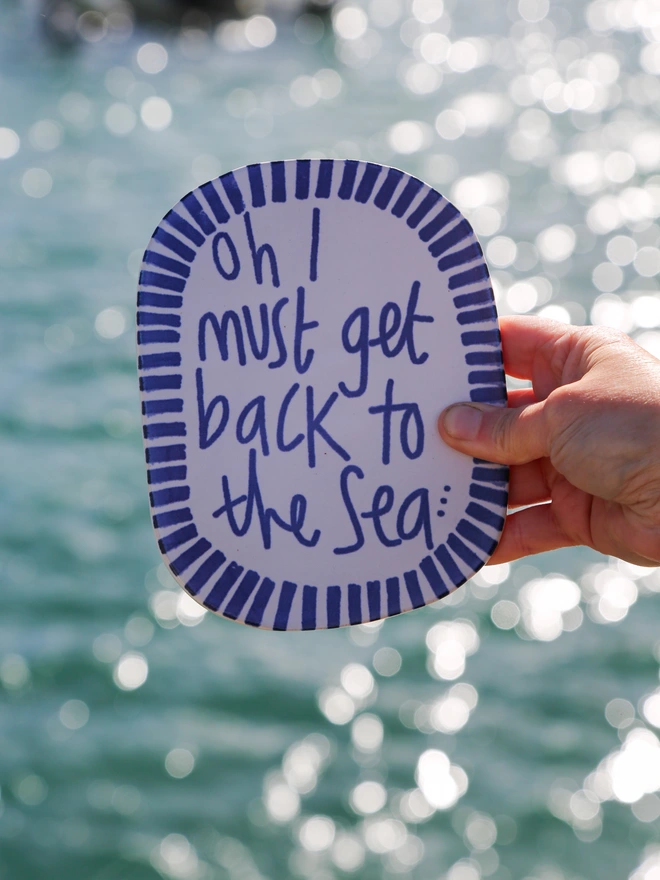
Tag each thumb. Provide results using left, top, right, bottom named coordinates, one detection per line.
left=438, top=401, right=550, bottom=465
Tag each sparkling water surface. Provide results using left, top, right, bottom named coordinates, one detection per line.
left=3, top=0, right=660, bottom=877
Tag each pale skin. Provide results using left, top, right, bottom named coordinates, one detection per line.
left=438, top=316, right=660, bottom=567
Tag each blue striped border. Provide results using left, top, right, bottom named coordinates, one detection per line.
left=138, top=160, right=508, bottom=630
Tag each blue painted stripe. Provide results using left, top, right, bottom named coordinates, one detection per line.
left=171, top=538, right=212, bottom=578
left=367, top=580, right=381, bottom=621
left=205, top=561, right=245, bottom=611
left=187, top=549, right=225, bottom=595
left=438, top=243, right=482, bottom=272
left=419, top=203, right=459, bottom=243
left=466, top=501, right=505, bottom=533
left=248, top=164, right=266, bottom=207
left=448, top=533, right=482, bottom=570
left=465, top=501, right=504, bottom=532
left=454, top=288, right=492, bottom=309
left=457, top=518, right=498, bottom=556
left=138, top=291, right=182, bottom=310
left=271, top=161, right=286, bottom=202
left=470, top=482, right=508, bottom=507
left=138, top=330, right=180, bottom=345
left=386, top=576, right=401, bottom=616
left=295, top=159, right=311, bottom=199
left=449, top=264, right=490, bottom=290
left=403, top=570, right=424, bottom=608
left=145, top=443, right=186, bottom=463
left=468, top=368, right=505, bottom=385
left=407, top=189, right=441, bottom=229
left=392, top=177, right=424, bottom=217
left=150, top=485, right=190, bottom=507
left=274, top=581, right=297, bottom=630
left=137, top=312, right=181, bottom=328
left=139, top=270, right=186, bottom=292
left=457, top=305, right=497, bottom=326
left=200, top=181, right=230, bottom=223
left=153, top=227, right=196, bottom=262
left=302, top=585, right=317, bottom=630
left=142, top=398, right=183, bottom=416
left=182, top=192, right=216, bottom=234
left=470, top=386, right=507, bottom=403
left=374, top=167, right=403, bottom=209
left=142, top=410, right=186, bottom=430
left=143, top=421, right=186, bottom=439
left=139, top=352, right=181, bottom=370
left=159, top=523, right=197, bottom=553
left=434, top=544, right=467, bottom=588
left=140, top=374, right=182, bottom=392
left=244, top=577, right=276, bottom=627
left=143, top=250, right=191, bottom=278
left=462, top=329, right=501, bottom=346
left=147, top=465, right=187, bottom=485
left=355, top=164, right=382, bottom=203
left=428, top=217, right=471, bottom=256
left=468, top=369, right=504, bottom=387
left=327, top=585, right=341, bottom=628
left=348, top=583, right=362, bottom=625
left=315, top=159, right=333, bottom=198
left=338, top=160, right=359, bottom=200
left=420, top=555, right=450, bottom=598
left=147, top=454, right=186, bottom=474
left=465, top=350, right=502, bottom=365
left=224, top=570, right=261, bottom=620
left=153, top=507, right=193, bottom=529
left=220, top=172, right=246, bottom=214
left=164, top=209, right=205, bottom=246
left=473, top=465, right=509, bottom=483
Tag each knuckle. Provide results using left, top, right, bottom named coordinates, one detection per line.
left=544, top=384, right=579, bottom=427
left=541, top=389, right=581, bottom=466
left=592, top=326, right=632, bottom=347
left=543, top=324, right=634, bottom=385
left=585, top=326, right=637, bottom=366
left=490, top=411, right=516, bottom=457
left=542, top=329, right=576, bottom=383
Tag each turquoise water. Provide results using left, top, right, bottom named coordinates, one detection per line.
left=3, top=0, right=660, bottom=877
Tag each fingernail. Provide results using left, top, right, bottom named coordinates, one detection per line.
left=442, top=405, right=482, bottom=440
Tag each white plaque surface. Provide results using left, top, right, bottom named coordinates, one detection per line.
left=137, top=160, right=508, bottom=630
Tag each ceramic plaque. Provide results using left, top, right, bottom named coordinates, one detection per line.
left=137, top=159, right=508, bottom=630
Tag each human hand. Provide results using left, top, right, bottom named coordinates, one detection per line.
left=438, top=316, right=660, bottom=567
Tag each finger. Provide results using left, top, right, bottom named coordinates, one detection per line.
left=438, top=401, right=549, bottom=465
left=507, top=387, right=537, bottom=408
left=499, top=316, right=577, bottom=381
left=508, top=459, right=551, bottom=508
left=487, top=504, right=576, bottom=564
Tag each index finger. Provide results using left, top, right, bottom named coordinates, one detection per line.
left=499, top=315, right=577, bottom=381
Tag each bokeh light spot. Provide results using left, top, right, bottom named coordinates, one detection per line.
left=113, top=652, right=148, bottom=691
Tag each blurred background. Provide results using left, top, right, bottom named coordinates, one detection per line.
left=4, top=0, right=660, bottom=877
